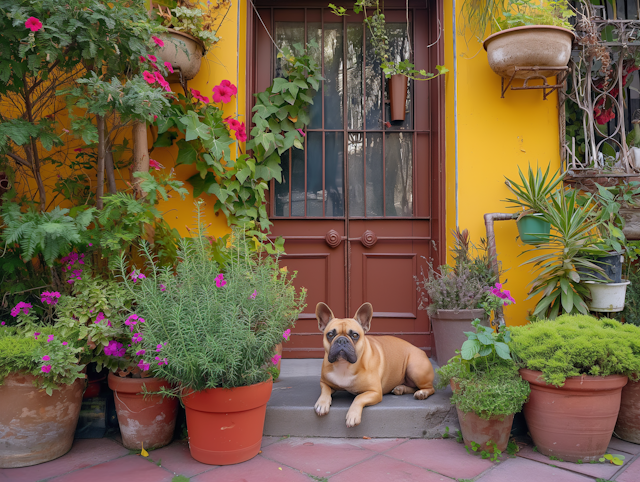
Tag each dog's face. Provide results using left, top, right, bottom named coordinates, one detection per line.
left=316, top=302, right=373, bottom=364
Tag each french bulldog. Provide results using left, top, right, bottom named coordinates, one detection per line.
left=314, top=302, right=436, bottom=427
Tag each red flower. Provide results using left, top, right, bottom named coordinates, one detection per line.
left=143, top=71, right=156, bottom=84
left=25, top=17, right=43, bottom=32
left=74, top=148, right=84, bottom=152
left=235, top=122, right=247, bottom=142
left=213, top=80, right=237, bottom=104
left=190, top=88, right=209, bottom=103
left=152, top=36, right=164, bottom=48
left=164, top=61, right=174, bottom=74
left=149, top=159, right=163, bottom=170
left=139, top=56, right=146, bottom=63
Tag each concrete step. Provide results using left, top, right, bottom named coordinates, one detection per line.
left=264, top=359, right=459, bottom=439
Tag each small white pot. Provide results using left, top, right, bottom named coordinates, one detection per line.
left=583, top=281, right=631, bottom=312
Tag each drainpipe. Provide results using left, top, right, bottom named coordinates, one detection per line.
left=484, top=212, right=518, bottom=326
left=452, top=0, right=459, bottom=227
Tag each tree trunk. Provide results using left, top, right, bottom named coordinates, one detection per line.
left=131, top=121, right=149, bottom=198
left=96, top=115, right=106, bottom=209
left=105, top=144, right=117, bottom=195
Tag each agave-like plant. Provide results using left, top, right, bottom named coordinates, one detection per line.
left=504, top=164, right=565, bottom=220
left=522, top=188, right=607, bottom=319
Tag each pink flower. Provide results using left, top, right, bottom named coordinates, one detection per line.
left=138, top=359, right=150, bottom=371
left=215, top=273, right=226, bottom=288
left=34, top=332, right=40, bottom=340
left=95, top=312, right=107, bottom=324
left=47, top=335, right=54, bottom=343
left=42, top=355, right=50, bottom=362
left=224, top=117, right=241, bottom=131
left=159, top=284, right=166, bottom=292
left=142, top=71, right=156, bottom=84
left=155, top=356, right=168, bottom=366
left=132, top=333, right=143, bottom=344
left=25, top=17, right=43, bottom=32
left=156, top=343, right=164, bottom=352
left=160, top=80, right=171, bottom=92
left=271, top=354, right=281, bottom=365
left=213, top=80, right=237, bottom=103
left=297, top=129, right=306, bottom=137
left=41, top=365, right=52, bottom=373
left=148, top=55, right=158, bottom=63
left=88, top=243, right=93, bottom=246
left=153, top=71, right=165, bottom=83
left=11, top=302, right=32, bottom=317
left=149, top=159, right=163, bottom=170
left=235, top=122, right=247, bottom=142
left=249, top=289, right=257, bottom=300
left=41, top=291, right=61, bottom=305
left=125, top=314, right=139, bottom=332
left=62, top=342, right=68, bottom=346
left=152, top=36, right=164, bottom=47
left=283, top=329, right=291, bottom=341
left=1, top=322, right=4, bottom=326
left=164, top=61, right=174, bottom=73
left=136, top=349, right=146, bottom=356
left=104, top=340, right=126, bottom=357
left=139, top=56, right=146, bottom=63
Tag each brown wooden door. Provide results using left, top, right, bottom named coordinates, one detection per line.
left=249, top=1, right=445, bottom=359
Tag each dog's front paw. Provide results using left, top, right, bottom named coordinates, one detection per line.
left=345, top=408, right=362, bottom=427
left=314, top=398, right=331, bottom=416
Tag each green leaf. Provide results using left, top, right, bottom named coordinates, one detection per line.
left=180, top=111, right=211, bottom=142
left=272, top=78, right=288, bottom=93
left=476, top=332, right=494, bottom=346
left=187, top=172, right=216, bottom=198
left=494, top=342, right=511, bottom=360
left=175, top=140, right=198, bottom=166
left=460, top=339, right=481, bottom=360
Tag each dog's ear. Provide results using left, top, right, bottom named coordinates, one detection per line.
left=354, top=303, right=373, bottom=333
left=316, top=302, right=335, bottom=332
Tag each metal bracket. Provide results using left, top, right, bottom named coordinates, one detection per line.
left=501, top=66, right=570, bottom=100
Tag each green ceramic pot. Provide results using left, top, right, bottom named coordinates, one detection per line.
left=517, top=214, right=550, bottom=244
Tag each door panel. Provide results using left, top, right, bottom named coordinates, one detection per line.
left=251, top=2, right=444, bottom=358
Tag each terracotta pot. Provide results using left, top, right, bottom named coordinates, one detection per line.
left=615, top=378, right=640, bottom=443
left=108, top=373, right=178, bottom=450
left=430, top=309, right=487, bottom=365
left=0, top=373, right=84, bottom=468
left=457, top=407, right=514, bottom=453
left=182, top=378, right=273, bottom=465
left=520, top=368, right=628, bottom=462
left=388, top=74, right=408, bottom=121
left=483, top=26, right=575, bottom=79
left=156, top=29, right=205, bottom=82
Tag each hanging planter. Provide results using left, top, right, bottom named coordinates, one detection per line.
left=156, top=30, right=206, bottom=82
left=483, top=26, right=575, bottom=79
left=182, top=377, right=273, bottom=465
left=583, top=280, right=630, bottom=312
left=388, top=74, right=408, bottom=121
left=516, top=214, right=550, bottom=244
left=108, top=373, right=178, bottom=450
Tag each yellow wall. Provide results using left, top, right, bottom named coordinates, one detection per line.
left=153, top=0, right=246, bottom=239
left=443, top=2, right=562, bottom=326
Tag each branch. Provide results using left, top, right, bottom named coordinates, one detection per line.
left=6, top=151, right=32, bottom=168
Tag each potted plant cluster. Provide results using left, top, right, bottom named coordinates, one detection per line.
left=480, top=0, right=576, bottom=81
left=509, top=314, right=640, bottom=462
left=437, top=319, right=530, bottom=456
left=416, top=228, right=509, bottom=365
left=118, top=204, right=306, bottom=465
left=152, top=0, right=231, bottom=81
left=0, top=324, right=85, bottom=468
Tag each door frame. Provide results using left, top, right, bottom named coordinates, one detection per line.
left=245, top=0, right=447, bottom=306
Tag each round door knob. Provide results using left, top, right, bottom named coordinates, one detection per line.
left=361, top=230, right=377, bottom=248
left=325, top=230, right=341, bottom=248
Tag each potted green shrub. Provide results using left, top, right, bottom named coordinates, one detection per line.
left=416, top=228, right=507, bottom=365
left=475, top=0, right=575, bottom=80
left=509, top=314, right=640, bottom=462
left=118, top=205, right=306, bottom=465
left=0, top=324, right=85, bottom=468
left=152, top=0, right=231, bottom=81
left=504, top=165, right=564, bottom=245
left=437, top=320, right=530, bottom=455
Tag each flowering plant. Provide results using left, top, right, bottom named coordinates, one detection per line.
left=0, top=325, right=85, bottom=395
left=117, top=204, right=307, bottom=391
left=479, top=283, right=516, bottom=326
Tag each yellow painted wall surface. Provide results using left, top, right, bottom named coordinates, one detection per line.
left=443, top=2, right=562, bottom=326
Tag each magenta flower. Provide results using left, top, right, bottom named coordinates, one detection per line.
left=95, top=312, right=106, bottom=324
left=271, top=354, right=281, bottom=365
left=212, top=80, right=237, bottom=103
left=155, top=356, right=168, bottom=366
left=1, top=322, right=4, bottom=326
left=142, top=71, right=156, bottom=84
left=235, top=122, right=247, bottom=142
left=41, top=365, right=52, bottom=373
left=25, top=17, right=43, bottom=32
left=148, top=54, right=158, bottom=63
left=152, top=36, right=164, bottom=47
left=153, top=71, right=164, bottom=84
left=283, top=329, right=291, bottom=341
left=34, top=332, right=41, bottom=340
left=41, top=291, right=61, bottom=306
left=164, top=61, right=174, bottom=73
left=138, top=359, right=150, bottom=371
left=149, top=159, right=163, bottom=170
left=104, top=340, right=126, bottom=357
left=11, top=301, right=32, bottom=317
left=249, top=289, right=257, bottom=300
left=132, top=333, right=143, bottom=344
left=42, top=355, right=50, bottom=362
left=136, top=349, right=146, bottom=356
left=125, top=314, right=139, bottom=332
left=159, top=284, right=166, bottom=292
left=62, top=342, right=68, bottom=346
left=215, top=273, right=227, bottom=288
left=47, top=335, right=54, bottom=343
left=297, top=128, right=306, bottom=137
left=224, top=117, right=241, bottom=131
left=156, top=343, right=164, bottom=352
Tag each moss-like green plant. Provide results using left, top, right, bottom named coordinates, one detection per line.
left=509, top=314, right=640, bottom=387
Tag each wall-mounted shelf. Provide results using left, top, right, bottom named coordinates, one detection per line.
left=501, top=66, right=570, bottom=100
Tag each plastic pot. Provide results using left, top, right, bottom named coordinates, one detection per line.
left=520, top=368, right=627, bottom=462
left=516, top=214, right=550, bottom=245
left=108, top=373, right=178, bottom=450
left=580, top=253, right=623, bottom=283
left=0, top=373, right=84, bottom=468
left=182, top=377, right=273, bottom=465
left=615, top=378, right=640, bottom=443
left=156, top=29, right=205, bottom=82
left=583, top=280, right=630, bottom=313
left=431, top=309, right=487, bottom=365
left=388, top=74, right=408, bottom=121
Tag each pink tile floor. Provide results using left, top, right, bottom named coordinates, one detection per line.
left=1, top=435, right=640, bottom=482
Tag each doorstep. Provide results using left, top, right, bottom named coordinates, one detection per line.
left=264, top=358, right=459, bottom=438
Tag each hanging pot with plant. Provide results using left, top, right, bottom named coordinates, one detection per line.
left=516, top=213, right=551, bottom=245
left=388, top=74, right=408, bottom=121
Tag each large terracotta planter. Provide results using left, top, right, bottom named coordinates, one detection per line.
left=615, top=378, right=640, bottom=443
left=520, top=368, right=627, bottom=462
left=431, top=309, right=487, bottom=365
left=388, top=74, right=408, bottom=121
left=156, top=29, right=205, bottom=82
left=182, top=377, right=273, bottom=465
left=0, top=373, right=84, bottom=468
left=483, top=26, right=575, bottom=79
left=108, top=373, right=178, bottom=450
